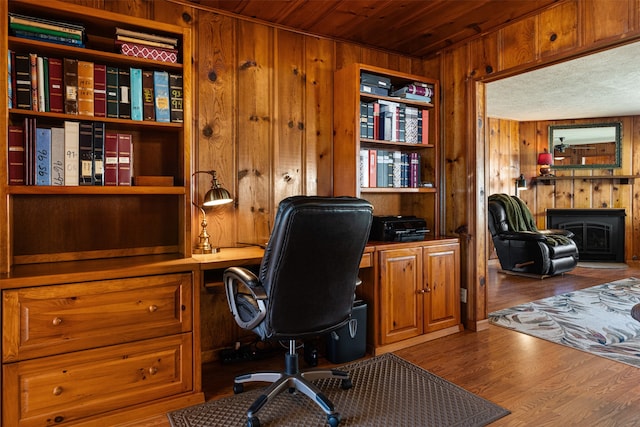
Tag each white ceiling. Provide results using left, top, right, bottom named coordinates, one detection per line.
left=486, top=41, right=640, bottom=121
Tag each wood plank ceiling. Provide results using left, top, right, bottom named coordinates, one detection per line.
left=199, top=0, right=560, bottom=58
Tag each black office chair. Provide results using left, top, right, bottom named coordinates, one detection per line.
left=488, top=193, right=578, bottom=276
left=223, top=196, right=373, bottom=427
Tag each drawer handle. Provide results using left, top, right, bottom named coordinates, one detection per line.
left=52, top=317, right=63, bottom=326
left=53, top=386, right=63, bottom=396
left=148, top=305, right=158, bottom=313
left=148, top=367, right=158, bottom=375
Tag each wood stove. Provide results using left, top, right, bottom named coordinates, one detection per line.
left=546, top=209, right=625, bottom=262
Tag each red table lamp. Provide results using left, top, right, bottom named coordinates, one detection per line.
left=537, top=149, right=553, bottom=176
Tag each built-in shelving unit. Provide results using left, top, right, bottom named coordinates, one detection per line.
left=333, top=63, right=441, bottom=233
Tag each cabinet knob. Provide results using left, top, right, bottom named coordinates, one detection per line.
left=148, top=367, right=158, bottom=375
left=148, top=305, right=158, bottom=313
left=52, top=317, right=63, bottom=326
left=416, top=289, right=425, bottom=294
left=53, top=386, right=63, bottom=396
left=425, top=286, right=431, bottom=293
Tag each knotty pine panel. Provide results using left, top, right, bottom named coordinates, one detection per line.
left=499, top=15, right=537, bottom=71
left=194, top=11, right=237, bottom=249
left=582, top=0, right=634, bottom=46
left=631, top=116, right=640, bottom=261
left=468, top=32, right=499, bottom=80
left=304, top=36, right=334, bottom=197
left=273, top=30, right=305, bottom=201
left=236, top=20, right=274, bottom=245
left=538, top=0, right=579, bottom=58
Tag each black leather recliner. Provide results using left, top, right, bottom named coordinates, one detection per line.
left=488, top=194, right=578, bottom=276
left=223, top=196, right=373, bottom=427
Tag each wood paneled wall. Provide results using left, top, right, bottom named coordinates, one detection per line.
left=60, top=0, right=640, bottom=350
left=488, top=116, right=640, bottom=262
left=437, top=0, right=640, bottom=329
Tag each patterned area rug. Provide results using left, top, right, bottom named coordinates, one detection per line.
left=167, top=353, right=510, bottom=426
left=490, top=277, right=640, bottom=367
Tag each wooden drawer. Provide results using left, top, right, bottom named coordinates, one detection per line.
left=3, top=334, right=193, bottom=427
left=3, top=273, right=193, bottom=362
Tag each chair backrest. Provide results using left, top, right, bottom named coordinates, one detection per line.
left=258, top=196, right=373, bottom=340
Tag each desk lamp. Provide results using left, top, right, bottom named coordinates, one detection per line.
left=193, top=170, right=233, bottom=254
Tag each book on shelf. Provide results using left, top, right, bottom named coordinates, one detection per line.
left=104, top=131, right=118, bottom=186
left=397, top=92, right=431, bottom=103
left=391, top=83, right=434, bottom=98
left=24, top=117, right=35, bottom=185
left=77, top=61, right=94, bottom=116
left=8, top=125, right=25, bottom=185
left=29, top=53, right=38, bottom=111
left=64, top=121, right=79, bottom=186
left=117, top=133, right=133, bottom=186
left=9, top=13, right=85, bottom=37
left=79, top=121, right=94, bottom=185
left=63, top=58, right=78, bottom=115
left=48, top=57, right=64, bottom=113
left=142, top=70, right=155, bottom=121
left=153, top=70, right=171, bottom=122
left=10, top=22, right=83, bottom=41
left=130, top=67, right=143, bottom=121
left=51, top=126, right=65, bottom=186
left=115, top=27, right=178, bottom=47
left=169, top=73, right=183, bottom=123
left=36, top=56, right=46, bottom=112
left=35, top=127, right=51, bottom=186
left=368, top=149, right=377, bottom=187
left=404, top=106, right=419, bottom=143
left=116, top=41, right=178, bottom=64
left=106, top=66, right=119, bottom=118
left=11, top=29, right=85, bottom=47
left=93, top=122, right=105, bottom=186
left=359, top=149, right=369, bottom=188
left=117, top=68, right=131, bottom=120
left=392, top=150, right=402, bottom=187
left=14, top=53, right=31, bottom=110
left=93, top=64, right=107, bottom=118
left=421, top=109, right=429, bottom=145
left=8, top=50, right=15, bottom=109
left=116, top=35, right=174, bottom=49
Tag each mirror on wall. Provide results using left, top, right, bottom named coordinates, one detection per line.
left=549, top=122, right=622, bottom=169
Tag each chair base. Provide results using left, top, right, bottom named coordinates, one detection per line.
left=233, top=341, right=351, bottom=427
left=499, top=269, right=554, bottom=280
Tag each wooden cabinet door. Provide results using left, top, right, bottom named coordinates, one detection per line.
left=423, top=243, right=460, bottom=332
left=379, top=247, right=423, bottom=344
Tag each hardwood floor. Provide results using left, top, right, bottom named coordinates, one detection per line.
left=131, top=261, right=640, bottom=426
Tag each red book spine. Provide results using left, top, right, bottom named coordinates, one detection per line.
left=421, top=109, right=429, bottom=145
left=48, top=57, right=64, bottom=113
left=93, top=64, right=107, bottom=117
left=8, top=125, right=26, bottom=185
left=104, top=132, right=118, bottom=186
left=368, top=149, right=377, bottom=188
left=117, top=133, right=132, bottom=186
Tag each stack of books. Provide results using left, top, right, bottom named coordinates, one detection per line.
left=9, top=13, right=85, bottom=48
left=115, top=27, right=179, bottom=64
left=391, top=82, right=434, bottom=103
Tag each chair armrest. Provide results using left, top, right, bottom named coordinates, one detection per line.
left=223, top=266, right=267, bottom=330
left=538, top=228, right=575, bottom=239
left=497, top=230, right=546, bottom=241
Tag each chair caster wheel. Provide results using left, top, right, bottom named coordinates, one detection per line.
left=233, top=383, right=244, bottom=394
left=327, top=413, right=341, bottom=426
left=246, top=416, right=260, bottom=427
left=340, top=378, right=352, bottom=390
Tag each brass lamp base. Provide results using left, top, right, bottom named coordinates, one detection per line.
left=539, top=165, right=551, bottom=176
left=193, top=214, right=220, bottom=254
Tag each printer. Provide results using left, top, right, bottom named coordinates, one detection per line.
left=369, top=215, right=429, bottom=242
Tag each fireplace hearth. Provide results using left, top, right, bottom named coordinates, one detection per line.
left=546, top=209, right=625, bottom=262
